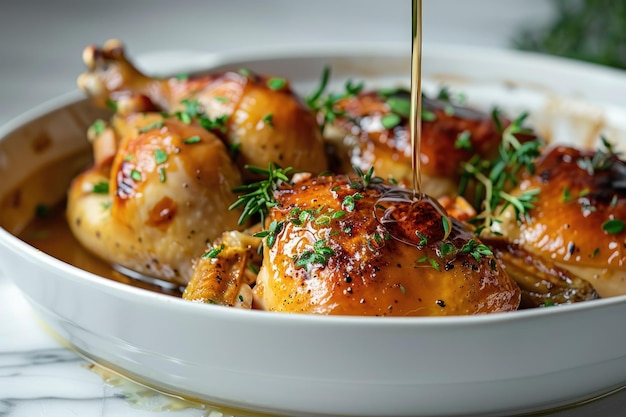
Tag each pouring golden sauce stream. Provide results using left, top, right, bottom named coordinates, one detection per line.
left=374, top=0, right=452, bottom=247
left=410, top=0, right=423, bottom=198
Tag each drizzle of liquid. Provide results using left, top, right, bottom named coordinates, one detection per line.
left=410, top=0, right=424, bottom=198
left=374, top=0, right=451, bottom=247
left=374, top=187, right=451, bottom=247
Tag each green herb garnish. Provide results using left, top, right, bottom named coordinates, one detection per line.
left=454, top=130, right=472, bottom=150
left=92, top=181, right=109, bottom=194
left=154, top=149, right=168, bottom=164
left=90, top=119, right=107, bottom=135
left=267, top=77, right=287, bottom=90
left=602, top=219, right=625, bottom=234
left=184, top=136, right=201, bottom=144
left=139, top=121, right=164, bottom=133
left=253, top=219, right=284, bottom=248
left=459, top=110, right=542, bottom=235
left=229, top=163, right=293, bottom=226
left=203, top=244, right=225, bottom=259
left=294, top=239, right=335, bottom=270
left=130, top=169, right=142, bottom=181
left=305, top=66, right=364, bottom=133
left=460, top=239, right=493, bottom=261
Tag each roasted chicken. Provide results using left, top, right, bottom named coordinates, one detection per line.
left=67, top=112, right=243, bottom=284
left=185, top=172, right=522, bottom=316
left=69, top=40, right=332, bottom=284
left=495, top=144, right=626, bottom=297
left=77, top=39, right=328, bottom=179
left=70, top=40, right=623, bottom=314
left=321, top=88, right=507, bottom=197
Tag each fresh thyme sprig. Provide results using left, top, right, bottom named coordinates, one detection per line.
left=459, top=110, right=542, bottom=235
left=229, top=164, right=293, bottom=226
left=352, top=166, right=384, bottom=188
left=576, top=135, right=620, bottom=175
left=306, top=66, right=364, bottom=133
left=294, top=239, right=335, bottom=271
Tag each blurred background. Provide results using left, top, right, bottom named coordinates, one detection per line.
left=0, top=0, right=622, bottom=125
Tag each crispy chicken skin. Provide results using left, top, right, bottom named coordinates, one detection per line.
left=77, top=39, right=328, bottom=180
left=67, top=113, right=243, bottom=285
left=496, top=145, right=626, bottom=297
left=183, top=230, right=263, bottom=307
left=253, top=174, right=521, bottom=316
left=324, top=91, right=504, bottom=196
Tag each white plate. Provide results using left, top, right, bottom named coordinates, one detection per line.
left=0, top=44, right=625, bottom=417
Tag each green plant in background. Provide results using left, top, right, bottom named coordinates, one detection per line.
left=514, top=0, right=626, bottom=69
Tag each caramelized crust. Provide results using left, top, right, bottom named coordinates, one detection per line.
left=183, top=231, right=262, bottom=308
left=254, top=175, right=520, bottom=316
left=324, top=91, right=503, bottom=196
left=498, top=145, right=626, bottom=296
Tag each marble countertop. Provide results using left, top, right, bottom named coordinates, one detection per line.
left=1, top=1, right=625, bottom=415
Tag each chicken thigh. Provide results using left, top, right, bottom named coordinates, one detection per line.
left=496, top=144, right=626, bottom=297
left=253, top=173, right=521, bottom=316
left=321, top=88, right=506, bottom=197
left=67, top=113, right=243, bottom=285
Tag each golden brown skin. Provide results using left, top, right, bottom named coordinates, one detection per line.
left=183, top=230, right=262, bottom=308
left=77, top=40, right=328, bottom=179
left=67, top=113, right=243, bottom=285
left=324, top=91, right=504, bottom=196
left=497, top=145, right=626, bottom=297
left=253, top=174, right=521, bottom=316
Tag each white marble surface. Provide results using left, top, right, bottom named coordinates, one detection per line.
left=1, top=0, right=625, bottom=415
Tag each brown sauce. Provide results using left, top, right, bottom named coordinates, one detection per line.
left=1, top=150, right=182, bottom=297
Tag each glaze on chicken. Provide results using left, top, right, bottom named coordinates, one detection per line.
left=69, top=40, right=332, bottom=284
left=67, top=113, right=243, bottom=284
left=77, top=39, right=329, bottom=179
left=322, top=89, right=505, bottom=197
left=250, top=174, right=520, bottom=316
left=496, top=144, right=626, bottom=297
left=70, top=40, right=626, bottom=314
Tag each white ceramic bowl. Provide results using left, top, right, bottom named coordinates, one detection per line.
left=1, top=44, right=626, bottom=417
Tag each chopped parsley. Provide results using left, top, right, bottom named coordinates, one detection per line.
left=253, top=219, right=284, bottom=248
left=92, top=181, right=109, bottom=194
left=294, top=239, right=335, bottom=270
left=153, top=149, right=168, bottom=164
left=183, top=135, right=201, bottom=144
left=267, top=77, right=287, bottom=91
left=139, top=121, right=164, bottom=133
left=90, top=119, right=107, bottom=135
left=262, top=113, right=274, bottom=127
left=454, top=130, right=472, bottom=150
left=106, top=98, right=118, bottom=111
left=460, top=239, right=493, bottom=261
left=130, top=169, right=142, bottom=181
left=602, top=219, right=625, bottom=234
